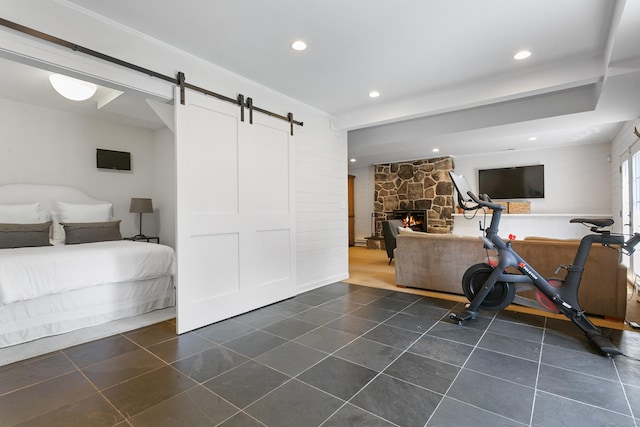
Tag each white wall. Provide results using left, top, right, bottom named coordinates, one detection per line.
left=350, top=142, right=613, bottom=240
left=610, top=119, right=640, bottom=234
left=453, top=142, right=612, bottom=215
left=296, top=123, right=349, bottom=291
left=0, top=97, right=160, bottom=238
left=153, top=127, right=177, bottom=247
left=0, top=1, right=348, bottom=292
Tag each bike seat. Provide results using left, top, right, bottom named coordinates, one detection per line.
left=569, top=218, right=614, bottom=228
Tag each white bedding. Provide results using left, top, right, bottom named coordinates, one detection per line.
left=0, top=240, right=176, bottom=306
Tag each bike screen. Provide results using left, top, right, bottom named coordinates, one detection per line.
left=449, top=171, right=478, bottom=209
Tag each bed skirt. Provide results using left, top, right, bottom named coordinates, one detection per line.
left=0, top=276, right=175, bottom=348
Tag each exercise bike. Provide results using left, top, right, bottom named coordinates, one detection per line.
left=448, top=170, right=640, bottom=357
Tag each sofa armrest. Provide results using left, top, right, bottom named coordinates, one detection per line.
left=395, top=234, right=487, bottom=294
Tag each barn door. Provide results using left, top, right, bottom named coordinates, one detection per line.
left=174, top=88, right=296, bottom=333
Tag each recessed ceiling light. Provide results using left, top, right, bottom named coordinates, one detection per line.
left=432, top=148, right=440, bottom=153
left=514, top=50, right=531, bottom=60
left=369, top=91, right=380, bottom=98
left=528, top=137, right=537, bottom=141
left=349, top=158, right=357, bottom=163
left=291, top=40, right=307, bottom=51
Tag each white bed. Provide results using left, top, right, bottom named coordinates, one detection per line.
left=0, top=184, right=176, bottom=348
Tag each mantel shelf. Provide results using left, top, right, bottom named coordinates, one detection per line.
left=452, top=213, right=615, bottom=239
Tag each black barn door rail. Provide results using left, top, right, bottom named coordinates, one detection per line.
left=0, top=18, right=303, bottom=135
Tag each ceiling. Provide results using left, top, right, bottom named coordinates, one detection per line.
left=3, top=0, right=640, bottom=165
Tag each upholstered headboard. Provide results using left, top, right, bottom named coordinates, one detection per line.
left=0, top=184, right=111, bottom=215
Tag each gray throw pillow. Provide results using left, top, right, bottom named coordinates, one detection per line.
left=62, top=220, right=122, bottom=244
left=0, top=221, right=53, bottom=248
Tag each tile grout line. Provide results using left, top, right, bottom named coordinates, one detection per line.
left=335, top=298, right=467, bottom=426
left=528, top=315, right=548, bottom=426
left=324, top=295, right=445, bottom=427
left=422, top=310, right=500, bottom=426
left=612, top=356, right=639, bottom=427
left=62, top=333, right=133, bottom=425
left=195, top=286, right=388, bottom=425
left=239, top=288, right=434, bottom=426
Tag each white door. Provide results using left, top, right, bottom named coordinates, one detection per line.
left=174, top=88, right=296, bottom=334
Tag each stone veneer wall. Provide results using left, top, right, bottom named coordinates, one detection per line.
left=374, top=157, right=455, bottom=234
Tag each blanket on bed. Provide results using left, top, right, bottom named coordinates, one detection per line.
left=0, top=240, right=175, bottom=306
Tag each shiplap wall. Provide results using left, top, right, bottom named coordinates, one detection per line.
left=296, top=123, right=349, bottom=292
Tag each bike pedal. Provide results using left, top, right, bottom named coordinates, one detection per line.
left=449, top=310, right=478, bottom=325
left=449, top=314, right=464, bottom=324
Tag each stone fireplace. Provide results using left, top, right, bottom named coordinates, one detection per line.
left=373, top=156, right=454, bottom=236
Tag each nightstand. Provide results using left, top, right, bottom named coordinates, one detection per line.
left=124, top=236, right=160, bottom=244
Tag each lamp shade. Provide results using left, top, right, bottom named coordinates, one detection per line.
left=129, top=198, right=153, bottom=214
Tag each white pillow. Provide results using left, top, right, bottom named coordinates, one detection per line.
left=0, top=203, right=47, bottom=223
left=37, top=209, right=51, bottom=222
left=398, top=226, right=415, bottom=234
left=56, top=201, right=112, bottom=223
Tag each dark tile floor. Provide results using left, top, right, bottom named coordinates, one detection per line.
left=2, top=282, right=640, bottom=426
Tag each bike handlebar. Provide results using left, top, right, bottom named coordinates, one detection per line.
left=449, top=170, right=508, bottom=212
left=465, top=190, right=506, bottom=212
left=623, top=232, right=640, bottom=254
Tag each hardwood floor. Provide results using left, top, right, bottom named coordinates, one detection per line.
left=344, top=246, right=640, bottom=330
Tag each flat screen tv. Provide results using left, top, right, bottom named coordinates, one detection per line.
left=97, top=148, right=131, bottom=171
left=478, top=165, right=544, bottom=199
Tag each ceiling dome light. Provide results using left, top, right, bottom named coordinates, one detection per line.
left=49, top=74, right=97, bottom=101
left=350, top=158, right=357, bottom=163
left=514, top=50, right=531, bottom=60
left=528, top=136, right=537, bottom=141
left=368, top=91, right=380, bottom=98
left=291, top=40, right=307, bottom=51
left=432, top=148, right=440, bottom=153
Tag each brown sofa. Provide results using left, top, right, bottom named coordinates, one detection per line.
left=394, top=232, right=627, bottom=319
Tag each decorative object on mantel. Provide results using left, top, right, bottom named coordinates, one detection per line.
left=129, top=198, right=153, bottom=238
left=507, top=201, right=531, bottom=214
left=486, top=201, right=508, bottom=214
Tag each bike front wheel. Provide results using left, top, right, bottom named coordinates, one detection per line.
left=461, top=263, right=515, bottom=311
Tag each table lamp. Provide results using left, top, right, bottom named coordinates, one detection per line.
left=129, top=198, right=153, bottom=238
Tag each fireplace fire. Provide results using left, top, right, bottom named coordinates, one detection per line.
left=393, top=210, right=427, bottom=232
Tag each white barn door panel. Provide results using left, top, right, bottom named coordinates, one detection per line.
left=175, top=88, right=296, bottom=334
